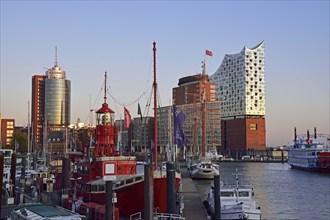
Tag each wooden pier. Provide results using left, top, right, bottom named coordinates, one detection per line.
left=180, top=163, right=208, bottom=220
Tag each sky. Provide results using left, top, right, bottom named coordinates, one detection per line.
left=0, top=1, right=329, bottom=147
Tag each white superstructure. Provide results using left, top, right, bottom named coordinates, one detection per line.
left=211, top=42, right=265, bottom=118
left=204, top=169, right=261, bottom=220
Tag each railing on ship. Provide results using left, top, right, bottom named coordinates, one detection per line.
left=130, top=212, right=186, bottom=220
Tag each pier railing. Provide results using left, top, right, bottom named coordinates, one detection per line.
left=129, top=212, right=186, bottom=220
left=154, top=213, right=186, bottom=220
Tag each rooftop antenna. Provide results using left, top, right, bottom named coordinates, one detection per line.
left=55, top=46, right=58, bottom=67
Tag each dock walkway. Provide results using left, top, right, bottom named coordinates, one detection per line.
left=180, top=163, right=208, bottom=220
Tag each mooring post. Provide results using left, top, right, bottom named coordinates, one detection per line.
left=166, top=162, right=176, bottom=214
left=214, top=174, right=221, bottom=220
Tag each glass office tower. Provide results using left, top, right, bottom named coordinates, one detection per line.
left=44, top=63, right=71, bottom=126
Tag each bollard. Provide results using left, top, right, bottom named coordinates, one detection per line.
left=144, top=163, right=154, bottom=220
left=105, top=181, right=113, bottom=220
left=166, top=162, right=176, bottom=214
left=214, top=174, right=221, bottom=220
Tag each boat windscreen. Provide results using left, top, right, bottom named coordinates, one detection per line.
left=220, top=191, right=235, bottom=197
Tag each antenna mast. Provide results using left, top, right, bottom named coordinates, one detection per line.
left=104, top=71, right=107, bottom=103
left=55, top=46, right=58, bottom=66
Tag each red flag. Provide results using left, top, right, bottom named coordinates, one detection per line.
left=124, top=107, right=131, bottom=128
left=205, top=49, right=213, bottom=56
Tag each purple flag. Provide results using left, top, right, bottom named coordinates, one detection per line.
left=173, top=105, right=188, bottom=148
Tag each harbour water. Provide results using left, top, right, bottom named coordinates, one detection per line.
left=192, top=162, right=330, bottom=220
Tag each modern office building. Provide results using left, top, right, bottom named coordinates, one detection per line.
left=211, top=41, right=266, bottom=153
left=45, top=62, right=71, bottom=126
left=31, top=55, right=71, bottom=156
left=157, top=103, right=221, bottom=156
left=131, top=116, right=154, bottom=153
left=44, top=60, right=71, bottom=155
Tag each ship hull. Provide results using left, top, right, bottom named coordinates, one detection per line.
left=288, top=164, right=320, bottom=172
left=71, top=171, right=181, bottom=218
left=288, top=148, right=330, bottom=173
left=317, top=152, right=330, bottom=173
left=115, top=175, right=181, bottom=217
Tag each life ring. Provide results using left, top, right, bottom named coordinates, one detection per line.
left=239, top=214, right=243, bottom=219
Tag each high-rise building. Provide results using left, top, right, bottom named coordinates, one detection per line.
left=31, top=75, right=46, bottom=152
left=211, top=42, right=266, bottom=153
left=172, top=74, right=221, bottom=154
left=31, top=53, right=71, bottom=156
left=44, top=62, right=71, bottom=126
left=173, top=74, right=216, bottom=105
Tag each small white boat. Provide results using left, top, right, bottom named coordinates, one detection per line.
left=206, top=149, right=223, bottom=162
left=10, top=203, right=85, bottom=220
left=190, top=160, right=219, bottom=179
left=203, top=169, right=261, bottom=220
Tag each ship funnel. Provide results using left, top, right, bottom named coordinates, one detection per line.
left=294, top=127, right=297, bottom=142
left=307, top=129, right=310, bottom=141
left=314, top=127, right=317, bottom=139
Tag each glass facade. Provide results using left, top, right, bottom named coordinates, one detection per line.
left=45, top=79, right=71, bottom=125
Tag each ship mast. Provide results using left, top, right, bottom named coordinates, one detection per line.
left=201, top=61, right=206, bottom=158
left=153, top=42, right=158, bottom=169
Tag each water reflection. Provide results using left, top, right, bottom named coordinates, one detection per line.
left=192, top=162, right=330, bottom=220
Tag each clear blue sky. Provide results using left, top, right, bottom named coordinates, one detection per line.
left=1, top=1, right=329, bottom=147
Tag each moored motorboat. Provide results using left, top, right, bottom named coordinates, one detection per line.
left=190, top=160, right=219, bottom=179
left=10, top=203, right=85, bottom=220
left=203, top=169, right=261, bottom=220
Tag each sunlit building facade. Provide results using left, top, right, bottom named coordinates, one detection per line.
left=45, top=64, right=71, bottom=126
left=211, top=42, right=266, bottom=153
left=0, top=119, right=15, bottom=149
left=31, top=57, right=71, bottom=156
left=32, top=75, right=46, bottom=152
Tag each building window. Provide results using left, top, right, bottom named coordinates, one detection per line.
left=250, top=124, right=257, bottom=130
left=6, top=130, right=13, bottom=136
left=7, top=122, right=14, bottom=129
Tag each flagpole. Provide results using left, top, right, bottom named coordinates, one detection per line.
left=202, top=51, right=207, bottom=158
